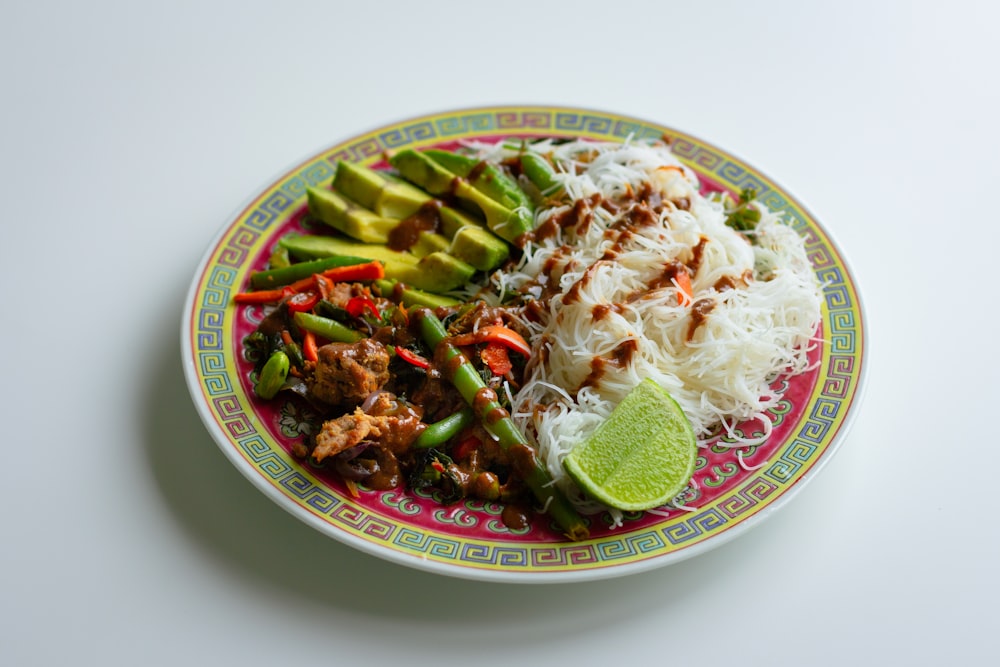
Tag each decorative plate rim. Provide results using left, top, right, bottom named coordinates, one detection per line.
left=180, top=105, right=868, bottom=583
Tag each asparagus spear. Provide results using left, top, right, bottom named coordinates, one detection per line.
left=415, top=309, right=589, bottom=541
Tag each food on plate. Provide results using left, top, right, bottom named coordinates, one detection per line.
left=563, top=378, right=697, bottom=512
left=232, top=136, right=822, bottom=539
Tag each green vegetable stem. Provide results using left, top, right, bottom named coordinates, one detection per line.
left=256, top=350, right=290, bottom=400
left=416, top=309, right=589, bottom=541
left=519, top=152, right=562, bottom=197
left=413, top=407, right=474, bottom=449
left=250, top=254, right=370, bottom=289
left=292, top=311, right=364, bottom=344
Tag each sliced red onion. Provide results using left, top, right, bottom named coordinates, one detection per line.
left=334, top=456, right=377, bottom=481
left=338, top=441, right=371, bottom=461
left=360, top=389, right=388, bottom=413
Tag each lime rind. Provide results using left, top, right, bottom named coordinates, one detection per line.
left=563, top=379, right=697, bottom=512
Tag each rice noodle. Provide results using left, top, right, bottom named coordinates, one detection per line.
left=469, top=138, right=823, bottom=517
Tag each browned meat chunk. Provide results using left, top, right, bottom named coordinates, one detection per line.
left=307, top=339, right=390, bottom=407
left=312, top=409, right=378, bottom=462
left=363, top=393, right=426, bottom=453
left=311, top=392, right=427, bottom=463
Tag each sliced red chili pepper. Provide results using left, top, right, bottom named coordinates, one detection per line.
left=232, top=288, right=285, bottom=304
left=302, top=329, right=318, bottom=362
left=480, top=341, right=512, bottom=376
left=286, top=290, right=320, bottom=315
left=452, top=435, right=480, bottom=461
left=233, top=261, right=384, bottom=304
left=345, top=295, right=380, bottom=319
left=395, top=346, right=430, bottom=369
left=450, top=325, right=532, bottom=359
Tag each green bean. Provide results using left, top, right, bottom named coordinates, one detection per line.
left=256, top=350, right=289, bottom=399
left=250, top=255, right=370, bottom=289
left=280, top=340, right=305, bottom=369
left=413, top=407, right=474, bottom=449
left=520, top=153, right=562, bottom=196
left=292, top=311, right=364, bottom=344
left=416, top=309, right=589, bottom=541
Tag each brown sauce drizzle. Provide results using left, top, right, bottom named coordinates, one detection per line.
left=388, top=201, right=442, bottom=251
left=507, top=443, right=541, bottom=480
left=591, top=302, right=626, bottom=321
left=580, top=339, right=639, bottom=390
left=688, top=236, right=709, bottom=274
left=364, top=449, right=402, bottom=490
left=645, top=260, right=688, bottom=292
left=713, top=269, right=754, bottom=292
left=441, top=344, right=469, bottom=380
left=714, top=275, right=738, bottom=291
left=467, top=160, right=490, bottom=183
left=530, top=192, right=602, bottom=244
left=448, top=176, right=466, bottom=198
left=501, top=504, right=532, bottom=531
left=562, top=262, right=601, bottom=305
left=600, top=199, right=621, bottom=214
left=687, top=298, right=716, bottom=341
left=522, top=298, right=548, bottom=323
left=624, top=201, right=658, bottom=228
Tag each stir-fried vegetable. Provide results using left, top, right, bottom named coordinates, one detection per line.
left=725, top=187, right=762, bottom=233
left=415, top=310, right=589, bottom=541
left=292, top=311, right=364, bottom=344
left=234, top=261, right=385, bottom=304
left=413, top=407, right=474, bottom=449
left=237, top=140, right=742, bottom=540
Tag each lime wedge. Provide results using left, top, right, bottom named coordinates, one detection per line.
left=563, top=379, right=697, bottom=512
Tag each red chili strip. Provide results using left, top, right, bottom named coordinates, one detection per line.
left=233, top=261, right=385, bottom=303
left=286, top=290, right=320, bottom=315
left=302, top=329, right=318, bottom=362
left=395, top=346, right=430, bottom=369
left=346, top=295, right=380, bottom=319
left=449, top=325, right=531, bottom=358
left=480, top=341, right=512, bottom=376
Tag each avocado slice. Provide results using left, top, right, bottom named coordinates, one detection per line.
left=334, top=161, right=432, bottom=219
left=389, top=149, right=534, bottom=244
left=330, top=161, right=384, bottom=211
left=436, top=203, right=485, bottom=237
left=373, top=279, right=461, bottom=308
left=306, top=186, right=397, bottom=244
left=280, top=233, right=414, bottom=267
left=424, top=149, right=534, bottom=213
left=278, top=235, right=473, bottom=293
left=449, top=226, right=509, bottom=271
left=333, top=161, right=501, bottom=243
left=394, top=252, right=476, bottom=293
left=306, top=186, right=450, bottom=258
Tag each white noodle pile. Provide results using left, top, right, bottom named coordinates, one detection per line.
left=470, top=139, right=823, bottom=519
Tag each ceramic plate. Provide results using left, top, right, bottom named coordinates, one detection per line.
left=181, top=106, right=867, bottom=583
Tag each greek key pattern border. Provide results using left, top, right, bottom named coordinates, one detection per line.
left=189, top=107, right=863, bottom=573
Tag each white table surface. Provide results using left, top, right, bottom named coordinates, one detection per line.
left=3, top=1, right=997, bottom=664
